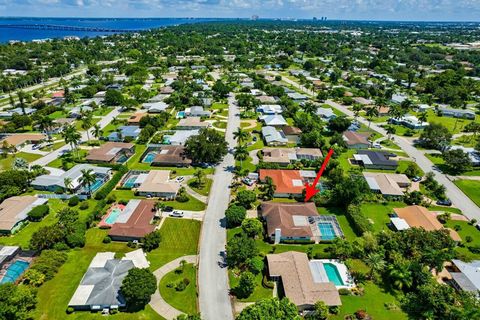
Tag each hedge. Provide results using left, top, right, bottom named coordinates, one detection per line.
left=27, top=205, right=50, bottom=221
left=94, top=165, right=128, bottom=200
left=281, top=239, right=315, bottom=245
left=346, top=204, right=373, bottom=235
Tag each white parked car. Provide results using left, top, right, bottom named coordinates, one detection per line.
left=175, top=176, right=185, bottom=183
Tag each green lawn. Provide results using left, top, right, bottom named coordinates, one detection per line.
left=445, top=220, right=480, bottom=260
left=40, top=141, right=66, bottom=152
left=187, top=178, right=213, bottom=196
left=0, top=152, right=42, bottom=170
left=147, top=218, right=201, bottom=271
left=360, top=202, right=406, bottom=233
left=93, top=107, right=114, bottom=117
left=229, top=269, right=273, bottom=302
left=454, top=180, right=480, bottom=207
left=33, top=228, right=163, bottom=320
left=332, top=281, right=407, bottom=320
left=426, top=111, right=479, bottom=134
left=213, top=121, right=227, bottom=129
left=425, top=154, right=480, bottom=176
left=159, top=263, right=198, bottom=314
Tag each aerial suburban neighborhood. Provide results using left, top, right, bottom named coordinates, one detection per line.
left=0, top=12, right=480, bottom=320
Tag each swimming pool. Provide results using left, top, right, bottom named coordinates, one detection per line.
left=105, top=208, right=122, bottom=225
left=88, top=179, right=104, bottom=193
left=318, top=222, right=337, bottom=240
left=143, top=152, right=158, bottom=163
left=177, top=111, right=185, bottom=119
left=0, top=260, right=30, bottom=284
left=323, top=263, right=344, bottom=286
left=117, top=154, right=129, bottom=163
left=123, top=176, right=138, bottom=188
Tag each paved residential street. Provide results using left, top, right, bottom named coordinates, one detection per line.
left=31, top=107, right=121, bottom=166
left=277, top=73, right=480, bottom=221
left=198, top=94, right=238, bottom=320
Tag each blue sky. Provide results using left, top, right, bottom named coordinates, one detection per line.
left=0, top=0, right=479, bottom=21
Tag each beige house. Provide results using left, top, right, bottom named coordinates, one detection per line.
left=176, top=117, right=211, bottom=130
left=0, top=196, right=48, bottom=233
left=135, top=171, right=180, bottom=199
left=267, top=251, right=341, bottom=310
left=0, top=133, right=47, bottom=151
left=262, top=148, right=323, bottom=166
left=363, top=172, right=411, bottom=197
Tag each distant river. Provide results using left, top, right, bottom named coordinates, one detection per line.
left=0, top=17, right=218, bottom=43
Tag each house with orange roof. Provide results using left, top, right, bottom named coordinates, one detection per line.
left=259, top=169, right=316, bottom=198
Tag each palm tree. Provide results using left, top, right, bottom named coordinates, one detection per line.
left=17, top=90, right=26, bottom=114
left=79, top=169, right=96, bottom=198
left=80, top=110, right=93, bottom=142
left=386, top=126, right=396, bottom=140
left=63, top=177, right=73, bottom=194
left=37, top=116, right=54, bottom=138
left=233, top=128, right=248, bottom=144
left=61, top=124, right=81, bottom=159
left=364, top=253, right=386, bottom=279
left=193, top=168, right=206, bottom=188
left=303, top=101, right=317, bottom=114
left=418, top=112, right=428, bottom=124
left=154, top=201, right=166, bottom=212
left=115, top=127, right=123, bottom=142
left=365, top=107, right=379, bottom=128
left=388, top=262, right=413, bottom=290
left=261, top=176, right=276, bottom=200
left=234, top=144, right=249, bottom=169
left=92, top=124, right=102, bottom=140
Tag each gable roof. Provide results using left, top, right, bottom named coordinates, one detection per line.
left=152, top=146, right=192, bottom=165
left=260, top=114, right=288, bottom=126
left=267, top=251, right=341, bottom=307
left=0, top=196, right=48, bottom=231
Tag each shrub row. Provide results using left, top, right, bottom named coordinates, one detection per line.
left=346, top=204, right=373, bottom=235
left=94, top=165, right=128, bottom=200
left=27, top=205, right=49, bottom=222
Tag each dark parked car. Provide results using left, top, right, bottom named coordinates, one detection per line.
left=436, top=199, right=452, bottom=206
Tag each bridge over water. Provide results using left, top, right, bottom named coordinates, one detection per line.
left=0, top=24, right=145, bottom=33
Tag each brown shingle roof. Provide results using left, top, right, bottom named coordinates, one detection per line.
left=85, top=142, right=134, bottom=162
left=343, top=131, right=370, bottom=147
left=267, top=251, right=341, bottom=307
left=127, top=112, right=147, bottom=124
left=152, top=146, right=192, bottom=166
left=282, top=126, right=302, bottom=135
left=108, top=200, right=156, bottom=239
left=261, top=202, right=317, bottom=238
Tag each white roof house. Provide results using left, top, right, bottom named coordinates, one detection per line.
left=257, top=105, right=283, bottom=115
left=164, top=130, right=199, bottom=145
left=316, top=107, right=336, bottom=120
left=389, top=115, right=428, bottom=129
left=68, top=249, right=149, bottom=311
left=260, top=114, right=288, bottom=126
left=143, top=102, right=168, bottom=113
left=450, top=260, right=480, bottom=293
left=262, top=126, right=288, bottom=146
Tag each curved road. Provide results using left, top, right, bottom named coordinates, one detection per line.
left=275, top=72, right=480, bottom=221
left=198, top=94, right=238, bottom=320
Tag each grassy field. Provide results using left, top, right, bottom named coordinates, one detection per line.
left=229, top=269, right=273, bottom=302
left=159, top=263, right=198, bottom=314
left=187, top=178, right=213, bottom=196
left=147, top=218, right=201, bottom=271
left=360, top=202, right=407, bottom=233
left=332, top=281, right=407, bottom=320
left=445, top=220, right=480, bottom=260
left=213, top=121, right=227, bottom=129
left=0, top=152, right=42, bottom=170
left=454, top=180, right=480, bottom=207
left=33, top=228, right=163, bottom=320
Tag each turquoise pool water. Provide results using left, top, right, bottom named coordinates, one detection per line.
left=0, top=260, right=30, bottom=284
left=117, top=154, right=129, bottom=163
left=143, top=152, right=157, bottom=163
left=177, top=111, right=185, bottom=118
left=105, top=208, right=122, bottom=225
left=88, top=179, right=104, bottom=193
left=318, top=222, right=336, bottom=240
left=123, top=176, right=138, bottom=188
left=324, top=263, right=344, bottom=286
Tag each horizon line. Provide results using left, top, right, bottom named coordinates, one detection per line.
left=0, top=16, right=479, bottom=23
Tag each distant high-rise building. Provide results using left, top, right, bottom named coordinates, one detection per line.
left=313, top=17, right=317, bottom=21
left=251, top=15, right=259, bottom=21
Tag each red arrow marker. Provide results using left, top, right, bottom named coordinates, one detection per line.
left=304, top=148, right=334, bottom=202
